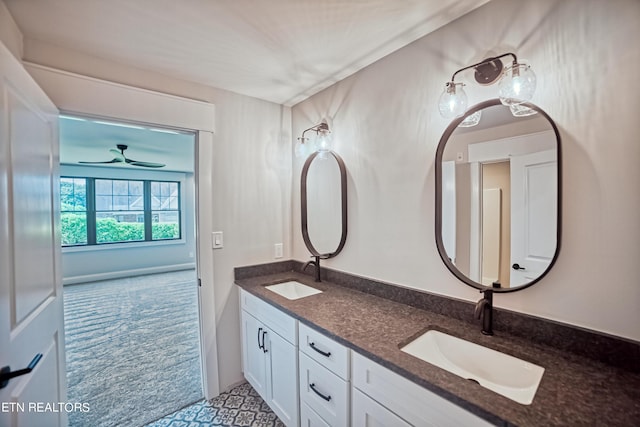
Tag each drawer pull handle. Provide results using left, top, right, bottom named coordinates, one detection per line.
left=309, top=383, right=332, bottom=402
left=258, top=327, right=264, bottom=351
left=261, top=330, right=268, bottom=353
left=309, top=342, right=331, bottom=357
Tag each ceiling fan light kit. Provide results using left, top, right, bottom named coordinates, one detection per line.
left=79, top=144, right=166, bottom=168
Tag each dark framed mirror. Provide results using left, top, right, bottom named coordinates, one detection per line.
left=435, top=99, right=561, bottom=292
left=301, top=150, right=347, bottom=258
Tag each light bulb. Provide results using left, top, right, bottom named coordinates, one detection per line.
left=315, top=129, right=332, bottom=152
left=438, top=82, right=468, bottom=119
left=498, top=63, right=536, bottom=106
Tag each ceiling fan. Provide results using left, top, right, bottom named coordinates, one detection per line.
left=79, top=144, right=165, bottom=168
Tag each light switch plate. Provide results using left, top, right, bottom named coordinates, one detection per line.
left=212, top=231, right=223, bottom=249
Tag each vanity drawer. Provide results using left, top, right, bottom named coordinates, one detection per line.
left=300, top=352, right=350, bottom=427
left=299, top=322, right=350, bottom=380
left=352, top=351, right=492, bottom=427
left=352, top=387, right=411, bottom=427
left=240, top=289, right=297, bottom=344
left=301, top=402, right=331, bottom=427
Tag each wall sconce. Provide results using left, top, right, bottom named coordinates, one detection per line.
left=438, top=52, right=536, bottom=120
left=295, top=121, right=332, bottom=158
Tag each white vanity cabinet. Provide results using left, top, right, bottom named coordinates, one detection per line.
left=351, top=352, right=493, bottom=427
left=240, top=289, right=299, bottom=426
left=239, top=288, right=494, bottom=427
left=298, top=322, right=351, bottom=426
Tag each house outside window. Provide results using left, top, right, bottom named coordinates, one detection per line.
left=60, top=177, right=181, bottom=246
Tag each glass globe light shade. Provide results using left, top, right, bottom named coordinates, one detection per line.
left=294, top=137, right=315, bottom=158
left=458, top=110, right=482, bottom=128
left=498, top=63, right=536, bottom=106
left=438, top=82, right=468, bottom=119
left=509, top=103, right=538, bottom=117
left=315, top=129, right=332, bottom=152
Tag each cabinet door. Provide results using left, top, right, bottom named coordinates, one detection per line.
left=241, top=310, right=267, bottom=398
left=352, top=388, right=411, bottom=427
left=265, top=328, right=299, bottom=426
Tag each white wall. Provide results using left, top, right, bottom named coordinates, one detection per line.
left=19, top=40, right=292, bottom=391
left=60, top=164, right=196, bottom=284
left=292, top=0, right=640, bottom=342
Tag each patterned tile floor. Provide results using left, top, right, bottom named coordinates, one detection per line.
left=145, top=382, right=284, bottom=427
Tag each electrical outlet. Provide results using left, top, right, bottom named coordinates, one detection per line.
left=274, top=243, right=283, bottom=258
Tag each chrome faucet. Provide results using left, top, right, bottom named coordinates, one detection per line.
left=302, top=255, right=321, bottom=282
left=474, top=289, right=494, bottom=336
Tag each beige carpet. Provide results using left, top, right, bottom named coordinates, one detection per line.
left=64, top=270, right=203, bottom=427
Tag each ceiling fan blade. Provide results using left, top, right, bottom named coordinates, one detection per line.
left=79, top=158, right=123, bottom=164
left=126, top=159, right=166, bottom=168
left=108, top=148, right=126, bottom=160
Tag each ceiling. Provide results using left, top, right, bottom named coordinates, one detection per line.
left=60, top=116, right=196, bottom=173
left=6, top=0, right=489, bottom=170
left=5, top=0, right=489, bottom=106
left=455, top=104, right=544, bottom=135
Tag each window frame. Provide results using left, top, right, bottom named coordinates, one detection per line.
left=60, top=176, right=183, bottom=247
left=60, top=177, right=89, bottom=246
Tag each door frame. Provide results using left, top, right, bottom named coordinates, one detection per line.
left=24, top=63, right=221, bottom=398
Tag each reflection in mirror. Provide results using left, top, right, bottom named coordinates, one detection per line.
left=301, top=151, right=347, bottom=258
left=436, top=100, right=561, bottom=292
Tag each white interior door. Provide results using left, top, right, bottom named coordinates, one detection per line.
left=510, top=149, right=557, bottom=286
left=0, top=42, right=65, bottom=426
left=441, top=161, right=456, bottom=264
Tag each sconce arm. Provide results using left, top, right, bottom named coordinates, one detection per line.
left=449, top=52, right=518, bottom=83
left=299, top=122, right=329, bottom=141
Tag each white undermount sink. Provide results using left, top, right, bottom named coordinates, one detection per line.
left=265, top=281, right=322, bottom=300
left=401, top=330, right=544, bottom=405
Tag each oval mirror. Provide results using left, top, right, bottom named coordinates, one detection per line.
left=435, top=100, right=561, bottom=292
left=301, top=150, right=347, bottom=258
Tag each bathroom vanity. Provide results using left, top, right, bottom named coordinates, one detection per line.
left=236, top=266, right=640, bottom=426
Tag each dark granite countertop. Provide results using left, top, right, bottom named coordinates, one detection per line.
left=235, top=271, right=640, bottom=427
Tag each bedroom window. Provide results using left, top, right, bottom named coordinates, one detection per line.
left=60, top=177, right=88, bottom=246
left=60, top=177, right=181, bottom=246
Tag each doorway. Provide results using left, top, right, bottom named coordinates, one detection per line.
left=59, top=115, right=203, bottom=426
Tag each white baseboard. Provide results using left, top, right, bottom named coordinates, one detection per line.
left=220, top=379, right=249, bottom=394
left=63, top=263, right=196, bottom=285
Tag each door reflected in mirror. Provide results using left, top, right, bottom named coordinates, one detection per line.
left=436, top=100, right=561, bottom=292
